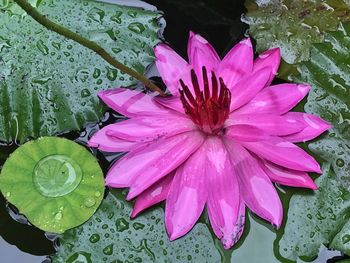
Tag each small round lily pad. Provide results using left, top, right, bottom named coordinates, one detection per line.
left=0, top=137, right=105, bottom=233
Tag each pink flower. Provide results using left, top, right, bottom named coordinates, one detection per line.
left=88, top=32, right=330, bottom=249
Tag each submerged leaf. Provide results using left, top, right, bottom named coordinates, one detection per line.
left=0, top=0, right=161, bottom=142
left=0, top=137, right=104, bottom=233
left=244, top=0, right=350, bottom=64
left=278, top=23, right=350, bottom=260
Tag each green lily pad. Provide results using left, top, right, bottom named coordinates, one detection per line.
left=0, top=137, right=104, bottom=233
left=244, top=0, right=350, bottom=64
left=0, top=0, right=161, bottom=143
left=277, top=23, right=350, bottom=260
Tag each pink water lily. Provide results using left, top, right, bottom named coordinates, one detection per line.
left=88, top=32, right=330, bottom=249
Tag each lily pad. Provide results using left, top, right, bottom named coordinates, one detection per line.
left=53, top=187, right=295, bottom=263
left=244, top=0, right=350, bottom=64
left=0, top=137, right=104, bottom=233
left=278, top=164, right=350, bottom=260
left=0, top=0, right=161, bottom=143
left=52, top=190, right=222, bottom=263
left=278, top=23, right=350, bottom=260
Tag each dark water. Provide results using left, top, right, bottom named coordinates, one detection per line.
left=0, top=0, right=349, bottom=262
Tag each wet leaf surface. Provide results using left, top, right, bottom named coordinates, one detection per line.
left=0, top=137, right=104, bottom=233
left=278, top=164, right=350, bottom=261
left=244, top=0, right=350, bottom=64
left=0, top=0, right=161, bottom=143
left=53, top=190, right=222, bottom=263
left=277, top=23, right=350, bottom=260
left=54, top=187, right=296, bottom=263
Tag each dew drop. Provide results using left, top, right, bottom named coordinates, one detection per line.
left=110, top=11, right=122, bottom=24
left=128, top=22, right=145, bottom=34
left=66, top=252, right=92, bottom=263
left=133, top=222, right=145, bottom=230
left=84, top=197, right=96, bottom=208
left=89, top=233, right=100, bottom=243
left=336, top=158, right=345, bottom=167
left=36, top=40, right=49, bottom=55
left=128, top=11, right=137, bottom=17
left=111, top=47, right=122, bottom=54
left=33, top=155, right=82, bottom=198
left=102, top=244, right=114, bottom=255
left=80, top=89, right=91, bottom=98
left=87, top=7, right=105, bottom=23
left=342, top=234, right=350, bottom=244
left=54, top=212, right=63, bottom=221
left=93, top=68, right=101, bottom=79
left=116, top=218, right=129, bottom=232
left=106, top=66, right=118, bottom=81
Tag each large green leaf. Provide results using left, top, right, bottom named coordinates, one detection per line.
left=278, top=164, right=350, bottom=261
left=53, top=188, right=292, bottom=263
left=0, top=137, right=105, bottom=234
left=0, top=0, right=161, bottom=143
left=244, top=0, right=350, bottom=64
left=52, top=190, right=223, bottom=263
left=278, top=23, right=350, bottom=260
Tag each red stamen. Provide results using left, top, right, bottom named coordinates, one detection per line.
left=202, top=67, right=210, bottom=100
left=211, top=71, right=218, bottom=101
left=190, top=69, right=201, bottom=99
left=180, top=79, right=196, bottom=107
left=179, top=67, right=231, bottom=135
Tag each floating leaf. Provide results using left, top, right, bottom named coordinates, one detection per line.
left=0, top=137, right=104, bottom=233
left=278, top=164, right=350, bottom=260
left=52, top=190, right=222, bottom=262
left=0, top=0, right=161, bottom=142
left=53, top=186, right=296, bottom=263
left=278, top=23, right=350, bottom=260
left=244, top=0, right=350, bottom=64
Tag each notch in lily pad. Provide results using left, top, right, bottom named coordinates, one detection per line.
left=0, top=137, right=105, bottom=233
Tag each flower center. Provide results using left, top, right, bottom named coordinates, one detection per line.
left=179, top=67, right=231, bottom=135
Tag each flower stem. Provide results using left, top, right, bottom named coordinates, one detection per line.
left=13, top=0, right=165, bottom=96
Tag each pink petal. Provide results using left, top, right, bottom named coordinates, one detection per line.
left=165, top=143, right=208, bottom=240
left=239, top=136, right=322, bottom=173
left=105, top=131, right=204, bottom=196
left=153, top=96, right=185, bottom=114
left=106, top=114, right=196, bottom=142
left=224, top=125, right=271, bottom=142
left=225, top=140, right=283, bottom=227
left=282, top=112, right=331, bottom=143
left=98, top=88, right=168, bottom=118
left=231, top=199, right=246, bottom=244
left=218, top=38, right=253, bottom=89
left=88, top=124, right=139, bottom=152
left=230, top=67, right=271, bottom=111
left=253, top=48, right=281, bottom=86
left=260, top=159, right=317, bottom=190
left=227, top=114, right=306, bottom=136
left=187, top=32, right=220, bottom=74
left=234, top=84, right=310, bottom=115
left=154, top=44, right=191, bottom=96
left=205, top=137, right=242, bottom=249
left=131, top=171, right=175, bottom=218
